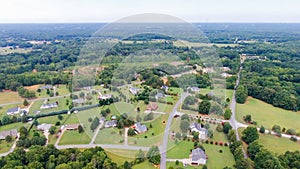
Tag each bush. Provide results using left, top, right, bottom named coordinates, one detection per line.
left=219, top=150, right=223, bottom=153
left=290, top=136, right=297, bottom=142
left=286, top=128, right=297, bottom=135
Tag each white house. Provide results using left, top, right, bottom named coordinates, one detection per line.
left=190, top=148, right=207, bottom=165
left=129, top=87, right=140, bottom=95
left=187, top=86, right=200, bottom=93
left=98, top=94, right=112, bottom=100
left=37, top=123, right=52, bottom=131
left=40, top=102, right=58, bottom=109
left=190, top=122, right=208, bottom=139
left=6, top=107, right=20, bottom=115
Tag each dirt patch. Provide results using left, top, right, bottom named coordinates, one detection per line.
left=24, top=84, right=40, bottom=91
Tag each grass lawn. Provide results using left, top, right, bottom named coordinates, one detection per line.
left=75, top=107, right=101, bottom=138
left=258, top=133, right=300, bottom=155
left=132, top=160, right=156, bottom=169
left=167, top=140, right=194, bottom=159
left=105, top=149, right=139, bottom=165
left=0, top=103, right=23, bottom=119
left=0, top=91, right=23, bottom=104
left=37, top=113, right=79, bottom=125
left=0, top=122, right=29, bottom=132
left=29, top=97, right=69, bottom=115
left=47, top=134, right=58, bottom=145
left=167, top=162, right=199, bottom=169
left=59, top=130, right=90, bottom=145
left=128, top=114, right=167, bottom=146
left=236, top=97, right=300, bottom=131
left=203, top=144, right=235, bottom=169
left=0, top=139, right=15, bottom=153
left=95, top=128, right=124, bottom=144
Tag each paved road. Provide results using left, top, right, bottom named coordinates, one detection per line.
left=160, top=92, right=189, bottom=169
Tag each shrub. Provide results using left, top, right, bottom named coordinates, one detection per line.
left=219, top=150, right=223, bottom=153
left=290, top=136, right=297, bottom=142
left=210, top=141, right=213, bottom=144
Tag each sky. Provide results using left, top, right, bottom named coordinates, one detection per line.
left=0, top=0, right=300, bottom=23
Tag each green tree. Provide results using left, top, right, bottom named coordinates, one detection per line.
left=147, top=146, right=161, bottom=165
left=244, top=114, right=252, bottom=123
left=180, top=119, right=190, bottom=133
left=224, top=109, right=232, bottom=120
left=254, top=149, right=284, bottom=169
left=49, top=126, right=56, bottom=135
left=242, top=126, right=259, bottom=144
left=228, top=130, right=237, bottom=143
left=78, top=125, right=84, bottom=133
left=198, top=100, right=211, bottom=114
left=247, top=141, right=262, bottom=160
left=128, top=128, right=136, bottom=136
left=5, top=135, right=12, bottom=143
left=23, top=99, right=29, bottom=106
left=259, top=126, right=265, bottom=133
left=236, top=85, right=248, bottom=104
left=90, top=117, right=100, bottom=132
left=135, top=149, right=146, bottom=163
left=223, top=122, right=232, bottom=134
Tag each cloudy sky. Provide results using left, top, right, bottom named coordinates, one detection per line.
left=0, top=0, right=300, bottom=23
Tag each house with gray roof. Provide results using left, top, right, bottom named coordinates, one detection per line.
left=187, top=86, right=200, bottom=93
left=190, top=122, right=208, bottom=139
left=39, top=85, right=53, bottom=90
left=0, top=129, right=18, bottom=140
left=37, top=123, right=52, bottom=131
left=6, top=107, right=20, bottom=115
left=104, top=120, right=117, bottom=128
left=190, top=148, right=207, bottom=165
left=40, top=102, right=58, bottom=109
left=133, top=122, right=147, bottom=134
left=155, top=93, right=165, bottom=100
left=129, top=87, right=140, bottom=95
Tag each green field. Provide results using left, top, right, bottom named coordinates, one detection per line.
left=0, top=91, right=23, bottom=104
left=59, top=130, right=90, bottom=145
left=132, top=160, right=156, bottom=169
left=29, top=97, right=69, bottom=115
left=105, top=149, right=139, bottom=165
left=236, top=97, right=300, bottom=131
left=95, top=128, right=124, bottom=144
left=167, top=140, right=194, bottom=159
left=37, top=113, right=79, bottom=125
left=166, top=162, right=201, bottom=169
left=203, top=144, right=235, bottom=169
left=75, top=107, right=101, bottom=138
left=0, top=139, right=15, bottom=153
left=258, top=133, right=300, bottom=155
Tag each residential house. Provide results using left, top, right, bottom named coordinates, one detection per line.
left=146, top=102, right=158, bottom=111
left=190, top=148, right=207, bottom=165
left=0, top=129, right=18, bottom=140
left=155, top=93, right=165, bottom=100
left=6, top=107, right=20, bottom=115
left=161, top=85, right=169, bottom=92
left=72, top=98, right=85, bottom=104
left=40, top=102, right=58, bottom=109
left=37, top=123, right=52, bottom=131
left=187, top=86, right=200, bottom=93
left=190, top=122, right=208, bottom=139
left=39, top=85, right=53, bottom=90
left=98, top=94, right=112, bottom=100
left=133, top=122, right=147, bottom=134
left=129, top=87, right=140, bottom=95
left=104, top=120, right=117, bottom=128
left=64, top=124, right=80, bottom=130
